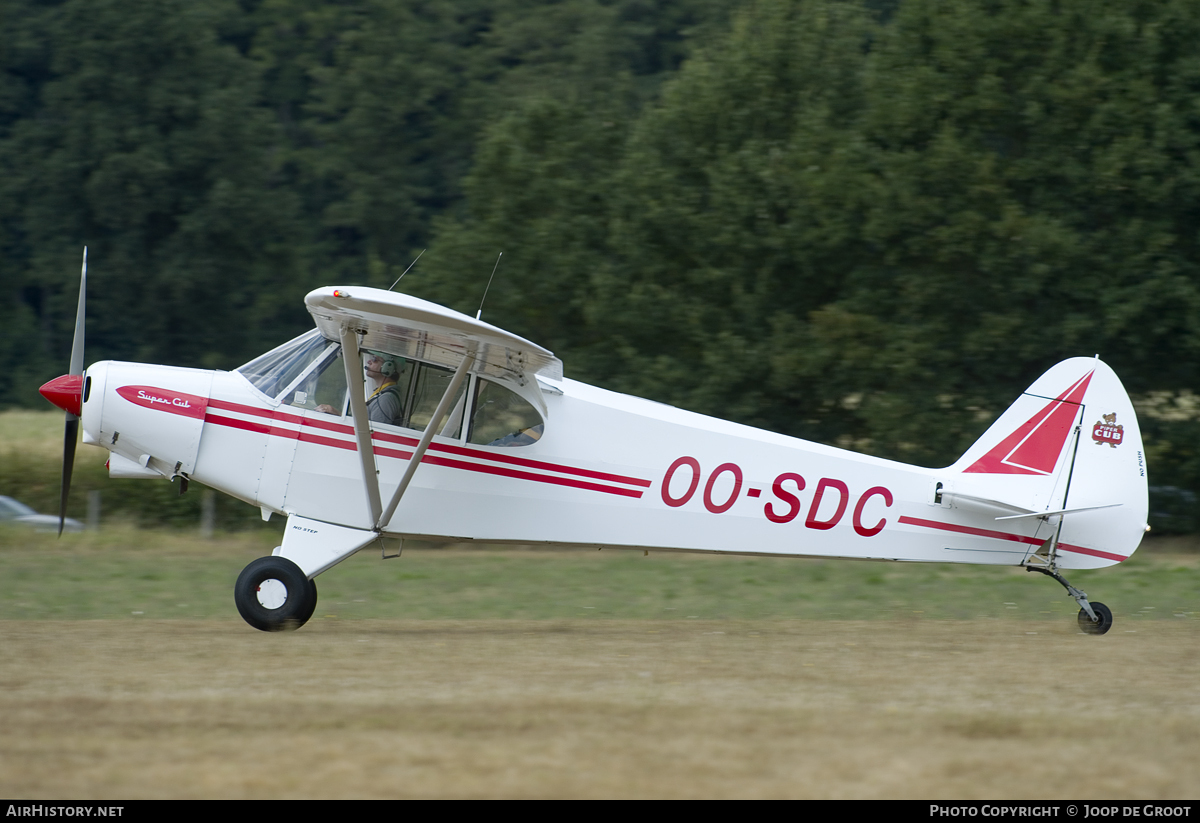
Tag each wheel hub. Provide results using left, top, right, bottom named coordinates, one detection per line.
left=256, top=579, right=288, bottom=609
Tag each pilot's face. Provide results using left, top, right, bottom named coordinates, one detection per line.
left=365, top=356, right=384, bottom=380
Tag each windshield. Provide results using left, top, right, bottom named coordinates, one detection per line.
left=237, top=329, right=333, bottom=399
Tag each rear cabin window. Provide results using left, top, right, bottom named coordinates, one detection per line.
left=468, top=379, right=543, bottom=447
left=400, top=360, right=467, bottom=438
left=360, top=354, right=467, bottom=438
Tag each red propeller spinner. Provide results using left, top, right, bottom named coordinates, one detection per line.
left=40, top=374, right=84, bottom=417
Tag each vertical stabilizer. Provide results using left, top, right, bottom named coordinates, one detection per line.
left=948, top=358, right=1148, bottom=568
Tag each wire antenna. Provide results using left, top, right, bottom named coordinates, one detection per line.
left=476, top=252, right=502, bottom=320
left=388, top=249, right=426, bottom=291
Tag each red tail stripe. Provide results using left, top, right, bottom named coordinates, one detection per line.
left=898, top=515, right=1041, bottom=546
left=898, top=515, right=1127, bottom=561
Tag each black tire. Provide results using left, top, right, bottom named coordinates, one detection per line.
left=234, top=556, right=315, bottom=632
left=298, top=576, right=319, bottom=625
left=1078, top=601, right=1113, bottom=635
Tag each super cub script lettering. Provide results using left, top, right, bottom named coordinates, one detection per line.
left=137, top=390, right=191, bottom=410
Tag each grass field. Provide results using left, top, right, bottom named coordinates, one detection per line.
left=0, top=527, right=1197, bottom=798
left=2, top=618, right=1197, bottom=799
left=2, top=525, right=1199, bottom=622
left=0, top=410, right=79, bottom=460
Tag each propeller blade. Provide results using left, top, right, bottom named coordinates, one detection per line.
left=59, top=417, right=78, bottom=536
left=58, top=247, right=86, bottom=535
left=69, top=248, right=86, bottom=377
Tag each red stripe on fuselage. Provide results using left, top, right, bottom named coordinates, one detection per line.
left=296, top=430, right=357, bottom=452
left=898, top=515, right=1042, bottom=546
left=201, top=396, right=647, bottom=498
left=418, top=454, right=645, bottom=498
left=898, top=515, right=1127, bottom=561
left=205, top=397, right=648, bottom=488
left=429, top=441, right=653, bottom=487
left=205, top=413, right=271, bottom=435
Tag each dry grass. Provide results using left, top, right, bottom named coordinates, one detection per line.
left=0, top=618, right=1196, bottom=799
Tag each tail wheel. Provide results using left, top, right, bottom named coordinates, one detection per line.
left=1078, top=601, right=1113, bottom=635
left=235, top=556, right=317, bottom=632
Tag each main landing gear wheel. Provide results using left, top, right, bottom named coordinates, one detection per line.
left=1078, top=601, right=1113, bottom=635
left=234, top=556, right=318, bottom=632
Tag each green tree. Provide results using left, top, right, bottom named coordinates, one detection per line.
left=594, top=0, right=876, bottom=438
left=0, top=0, right=740, bottom=405
left=423, top=0, right=1200, bottom=480
left=255, top=0, right=494, bottom=282
left=831, top=0, right=1200, bottom=464
left=414, top=0, right=738, bottom=360
left=0, top=0, right=306, bottom=398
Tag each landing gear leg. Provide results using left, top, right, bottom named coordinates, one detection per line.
left=235, top=556, right=318, bottom=632
left=1025, top=565, right=1113, bottom=635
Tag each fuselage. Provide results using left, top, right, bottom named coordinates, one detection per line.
left=77, top=355, right=1138, bottom=571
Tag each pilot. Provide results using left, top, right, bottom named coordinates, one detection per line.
left=365, top=354, right=405, bottom=425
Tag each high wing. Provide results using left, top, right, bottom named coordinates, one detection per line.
left=305, top=286, right=564, bottom=538
left=306, top=286, right=563, bottom=385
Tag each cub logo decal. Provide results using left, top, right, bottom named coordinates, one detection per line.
left=1092, top=412, right=1124, bottom=448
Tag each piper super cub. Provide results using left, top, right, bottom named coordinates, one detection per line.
left=40, top=253, right=1149, bottom=633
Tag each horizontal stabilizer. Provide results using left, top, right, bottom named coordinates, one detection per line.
left=994, top=503, right=1123, bottom=522
left=939, top=490, right=1035, bottom=515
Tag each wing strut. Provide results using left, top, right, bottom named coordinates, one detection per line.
left=377, top=343, right=477, bottom=531
left=339, top=325, right=384, bottom=526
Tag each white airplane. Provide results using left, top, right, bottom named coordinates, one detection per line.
left=40, top=253, right=1148, bottom=633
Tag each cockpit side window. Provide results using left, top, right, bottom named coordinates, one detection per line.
left=286, top=347, right=347, bottom=416
left=468, top=379, right=544, bottom=447
left=237, top=329, right=330, bottom=400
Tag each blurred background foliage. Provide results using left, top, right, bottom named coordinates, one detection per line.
left=2, top=0, right=1198, bottom=531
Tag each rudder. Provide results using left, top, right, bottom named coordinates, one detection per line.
left=948, top=357, right=1148, bottom=568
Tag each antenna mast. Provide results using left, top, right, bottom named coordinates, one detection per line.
left=388, top=249, right=426, bottom=291
left=476, top=252, right=502, bottom=320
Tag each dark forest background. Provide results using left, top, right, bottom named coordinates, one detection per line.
left=3, top=0, right=1199, bottom=529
